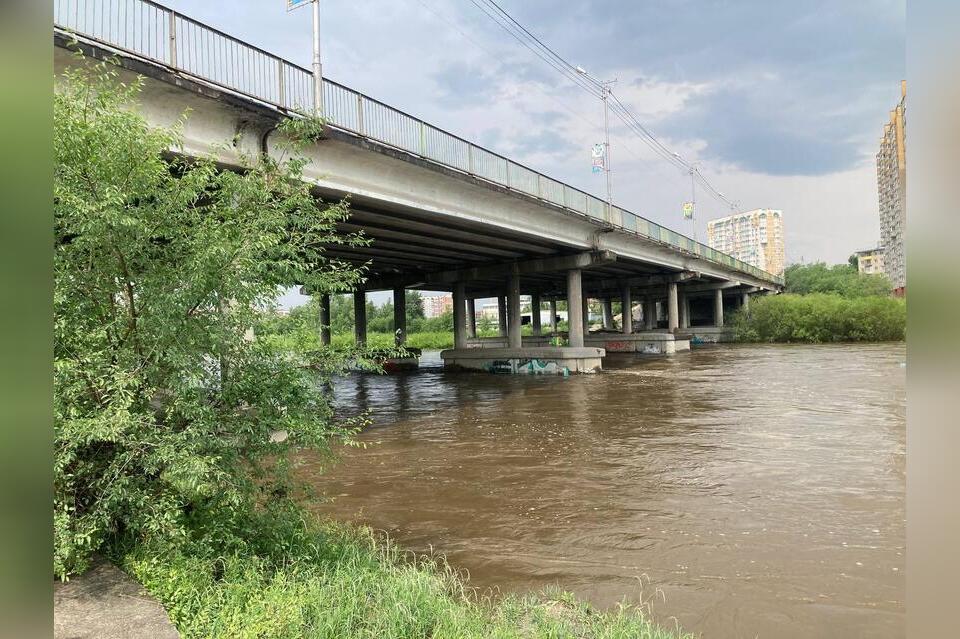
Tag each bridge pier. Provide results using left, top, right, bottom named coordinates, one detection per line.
left=714, top=289, right=725, bottom=327
left=644, top=297, right=657, bottom=330
left=507, top=271, right=522, bottom=349
left=318, top=293, right=331, bottom=346
left=602, top=298, right=615, bottom=330
left=667, top=282, right=679, bottom=332
left=466, top=298, right=477, bottom=338
left=354, top=291, right=367, bottom=346
left=680, top=291, right=690, bottom=330
left=531, top=291, right=542, bottom=336
left=549, top=300, right=558, bottom=334
left=497, top=296, right=508, bottom=337
left=621, top=284, right=633, bottom=335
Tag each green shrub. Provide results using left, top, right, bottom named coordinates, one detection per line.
left=732, top=293, right=906, bottom=343
left=784, top=262, right=891, bottom=297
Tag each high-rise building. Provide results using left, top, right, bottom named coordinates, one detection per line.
left=877, top=80, right=906, bottom=294
left=706, top=209, right=785, bottom=276
left=422, top=294, right=453, bottom=318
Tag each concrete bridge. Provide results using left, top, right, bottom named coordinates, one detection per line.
left=54, top=0, right=782, bottom=374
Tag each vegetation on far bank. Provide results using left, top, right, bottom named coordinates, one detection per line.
left=732, top=262, right=905, bottom=343
left=55, top=62, right=688, bottom=639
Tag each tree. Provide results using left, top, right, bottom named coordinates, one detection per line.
left=54, top=63, right=368, bottom=577
left=784, top=262, right=891, bottom=297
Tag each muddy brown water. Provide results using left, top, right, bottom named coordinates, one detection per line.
left=298, top=344, right=905, bottom=638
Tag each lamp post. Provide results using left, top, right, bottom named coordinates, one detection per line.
left=288, top=0, right=323, bottom=116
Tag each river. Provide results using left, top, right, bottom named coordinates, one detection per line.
left=298, top=343, right=905, bottom=638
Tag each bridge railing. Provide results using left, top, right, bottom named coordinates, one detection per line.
left=54, top=0, right=783, bottom=286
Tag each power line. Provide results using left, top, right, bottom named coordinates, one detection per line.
left=463, top=0, right=741, bottom=214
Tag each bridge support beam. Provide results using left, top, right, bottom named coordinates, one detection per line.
left=393, top=287, right=406, bottom=346
left=354, top=291, right=367, bottom=346
left=714, top=288, right=725, bottom=327
left=667, top=282, right=679, bottom=332
left=567, top=269, right=584, bottom=348
left=602, top=298, right=615, bottom=330
left=318, top=293, right=331, bottom=346
left=466, top=298, right=477, bottom=338
left=507, top=271, right=522, bottom=349
left=531, top=291, right=542, bottom=336
left=680, top=292, right=690, bottom=329
left=549, top=300, right=558, bottom=334
left=621, top=285, right=632, bottom=335
left=453, top=282, right=467, bottom=350
left=741, top=290, right=751, bottom=313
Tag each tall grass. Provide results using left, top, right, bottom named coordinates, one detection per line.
left=732, top=293, right=906, bottom=343
left=118, top=506, right=690, bottom=639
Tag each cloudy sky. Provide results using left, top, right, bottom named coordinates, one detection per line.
left=167, top=0, right=904, bottom=303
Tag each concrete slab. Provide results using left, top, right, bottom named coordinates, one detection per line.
left=441, top=346, right=605, bottom=374
left=54, top=556, right=179, bottom=639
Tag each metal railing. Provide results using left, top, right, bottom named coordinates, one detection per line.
left=53, top=0, right=783, bottom=286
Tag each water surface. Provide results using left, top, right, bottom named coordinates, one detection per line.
left=299, top=344, right=905, bottom=638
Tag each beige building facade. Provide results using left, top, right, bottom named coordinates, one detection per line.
left=706, top=209, right=785, bottom=276
left=855, top=248, right=886, bottom=276
left=877, top=80, right=906, bottom=293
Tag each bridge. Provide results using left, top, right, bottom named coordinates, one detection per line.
left=54, top=0, right=783, bottom=374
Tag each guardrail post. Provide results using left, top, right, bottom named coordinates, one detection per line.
left=168, top=10, right=177, bottom=67
left=356, top=94, right=364, bottom=135
left=277, top=59, right=286, bottom=107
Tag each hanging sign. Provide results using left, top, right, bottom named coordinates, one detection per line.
left=287, top=0, right=313, bottom=11
left=682, top=201, right=695, bottom=219
left=591, top=144, right=605, bottom=174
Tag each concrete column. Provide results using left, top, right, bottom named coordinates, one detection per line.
left=714, top=288, right=725, bottom=327
left=582, top=294, right=590, bottom=334
left=567, top=269, right=584, bottom=348
left=621, top=285, right=632, bottom=335
left=318, top=293, right=331, bottom=346
left=667, top=282, right=679, bottom=332
left=353, top=291, right=367, bottom=346
left=466, top=298, right=477, bottom=338
left=497, top=296, right=508, bottom=337
left=549, top=300, right=558, bottom=333
left=680, top=293, right=690, bottom=329
left=507, top=271, right=522, bottom=348
left=602, top=298, right=614, bottom=330
left=741, top=291, right=750, bottom=314
left=644, top=297, right=657, bottom=330
left=453, top=282, right=467, bottom=349
left=531, top=291, right=542, bottom=336
left=393, top=287, right=406, bottom=346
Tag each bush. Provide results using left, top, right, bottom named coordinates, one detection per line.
left=54, top=63, right=368, bottom=577
left=732, top=293, right=906, bottom=343
left=784, top=262, right=891, bottom=297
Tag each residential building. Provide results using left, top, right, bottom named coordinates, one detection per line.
left=422, top=294, right=453, bottom=318
left=706, top=208, right=785, bottom=276
left=877, top=80, right=907, bottom=294
left=855, top=247, right=885, bottom=276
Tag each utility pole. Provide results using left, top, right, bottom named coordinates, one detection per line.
left=577, top=66, right=615, bottom=215
left=688, top=164, right=698, bottom=244
left=288, top=1, right=323, bottom=115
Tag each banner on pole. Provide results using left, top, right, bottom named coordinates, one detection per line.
left=591, top=144, right=605, bottom=174
left=287, top=0, right=313, bottom=11
left=682, top=201, right=695, bottom=219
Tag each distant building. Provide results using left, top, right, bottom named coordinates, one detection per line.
left=855, top=247, right=885, bottom=276
left=706, top=209, right=785, bottom=276
left=422, top=294, right=453, bottom=318
left=877, top=80, right=907, bottom=294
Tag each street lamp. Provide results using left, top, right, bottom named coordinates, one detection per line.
left=287, top=0, right=324, bottom=116
left=576, top=66, right=615, bottom=214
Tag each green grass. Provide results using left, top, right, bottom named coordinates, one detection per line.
left=118, top=507, right=690, bottom=639
left=732, top=293, right=906, bottom=343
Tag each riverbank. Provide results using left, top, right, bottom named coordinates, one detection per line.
left=113, top=506, right=690, bottom=639
left=732, top=293, right=905, bottom=343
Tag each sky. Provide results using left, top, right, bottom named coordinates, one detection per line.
left=165, top=0, right=905, bottom=308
